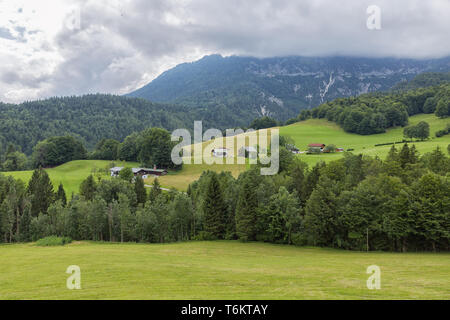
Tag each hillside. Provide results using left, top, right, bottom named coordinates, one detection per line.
left=0, top=94, right=193, bottom=155
left=3, top=160, right=139, bottom=196
left=128, top=55, right=450, bottom=124
left=391, top=72, right=450, bottom=92
left=142, top=113, right=449, bottom=190
left=280, top=113, right=450, bottom=166
left=4, top=114, right=448, bottom=192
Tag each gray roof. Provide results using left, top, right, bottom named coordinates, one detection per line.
left=111, top=167, right=167, bottom=173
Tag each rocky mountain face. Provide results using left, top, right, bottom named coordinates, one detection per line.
left=128, top=55, right=450, bottom=123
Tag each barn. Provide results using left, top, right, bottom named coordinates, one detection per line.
left=308, top=143, right=326, bottom=148
left=212, top=148, right=229, bottom=158
left=133, top=168, right=168, bottom=177
left=110, top=167, right=168, bottom=177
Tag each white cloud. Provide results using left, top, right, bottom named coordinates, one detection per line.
left=0, top=0, right=449, bottom=103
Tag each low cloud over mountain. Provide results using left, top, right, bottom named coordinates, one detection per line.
left=0, top=0, right=449, bottom=103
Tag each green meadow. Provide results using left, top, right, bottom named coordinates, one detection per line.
left=280, top=113, right=450, bottom=166
left=3, top=160, right=139, bottom=196
left=144, top=162, right=247, bottom=191
left=3, top=114, right=449, bottom=192
left=0, top=241, right=448, bottom=300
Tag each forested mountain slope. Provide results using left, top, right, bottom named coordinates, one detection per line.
left=0, top=94, right=192, bottom=155
left=1, top=71, right=449, bottom=157
left=128, top=55, right=450, bottom=122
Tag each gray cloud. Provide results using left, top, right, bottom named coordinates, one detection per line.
left=0, top=27, right=15, bottom=40
left=1, top=0, right=449, bottom=102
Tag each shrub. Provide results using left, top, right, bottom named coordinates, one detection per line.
left=192, top=231, right=217, bottom=241
left=35, top=236, right=72, bottom=246
left=306, top=147, right=322, bottom=154
left=290, top=233, right=308, bottom=246
left=435, top=124, right=450, bottom=138
left=323, top=144, right=337, bottom=153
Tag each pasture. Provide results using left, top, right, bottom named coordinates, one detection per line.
left=2, top=114, right=449, bottom=192
left=280, top=113, right=450, bottom=166
left=0, top=241, right=448, bottom=300
left=3, top=160, right=139, bottom=196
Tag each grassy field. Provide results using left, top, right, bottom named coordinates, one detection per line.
left=0, top=241, right=448, bottom=300
left=281, top=113, right=450, bottom=166
left=144, top=163, right=247, bottom=191
left=3, top=160, right=139, bottom=196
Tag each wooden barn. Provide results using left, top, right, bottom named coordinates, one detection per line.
left=111, top=167, right=168, bottom=177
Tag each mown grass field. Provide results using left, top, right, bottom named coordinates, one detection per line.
left=0, top=241, right=448, bottom=300
left=3, top=160, right=139, bottom=196
left=144, top=163, right=247, bottom=191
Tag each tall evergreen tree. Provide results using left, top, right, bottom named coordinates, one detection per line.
left=80, top=175, right=97, bottom=201
left=118, top=193, right=133, bottom=243
left=149, top=178, right=162, bottom=202
left=235, top=176, right=258, bottom=241
left=27, top=168, right=54, bottom=216
left=304, top=162, right=324, bottom=200
left=135, top=176, right=147, bottom=205
left=399, top=143, right=411, bottom=169
left=288, top=159, right=308, bottom=205
left=304, top=176, right=340, bottom=247
left=56, top=183, right=67, bottom=207
left=202, top=173, right=227, bottom=239
left=0, top=184, right=17, bottom=242
left=19, top=199, right=32, bottom=242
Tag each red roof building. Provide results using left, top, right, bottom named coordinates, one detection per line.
left=308, top=143, right=326, bottom=148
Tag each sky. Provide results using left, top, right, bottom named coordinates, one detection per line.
left=0, top=0, right=449, bottom=103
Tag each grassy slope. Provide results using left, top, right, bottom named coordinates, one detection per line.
left=3, top=114, right=448, bottom=192
left=3, top=160, right=139, bottom=196
left=280, top=114, right=450, bottom=166
left=0, top=241, right=448, bottom=300
left=144, top=163, right=247, bottom=191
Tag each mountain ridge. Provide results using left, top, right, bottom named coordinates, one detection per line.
left=128, top=55, right=450, bottom=122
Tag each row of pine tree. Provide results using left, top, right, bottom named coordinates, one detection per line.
left=0, top=144, right=449, bottom=251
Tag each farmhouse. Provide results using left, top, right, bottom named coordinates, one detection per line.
left=308, top=143, right=326, bottom=148
left=110, top=167, right=124, bottom=177
left=212, top=148, right=229, bottom=158
left=110, top=167, right=168, bottom=177
left=238, top=146, right=257, bottom=159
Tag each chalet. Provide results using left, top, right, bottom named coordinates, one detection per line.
left=110, top=167, right=124, bottom=177
left=110, top=167, right=168, bottom=177
left=308, top=143, right=326, bottom=148
left=212, top=148, right=229, bottom=158
left=134, top=168, right=168, bottom=177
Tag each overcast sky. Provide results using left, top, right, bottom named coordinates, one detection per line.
left=0, top=0, right=449, bottom=103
